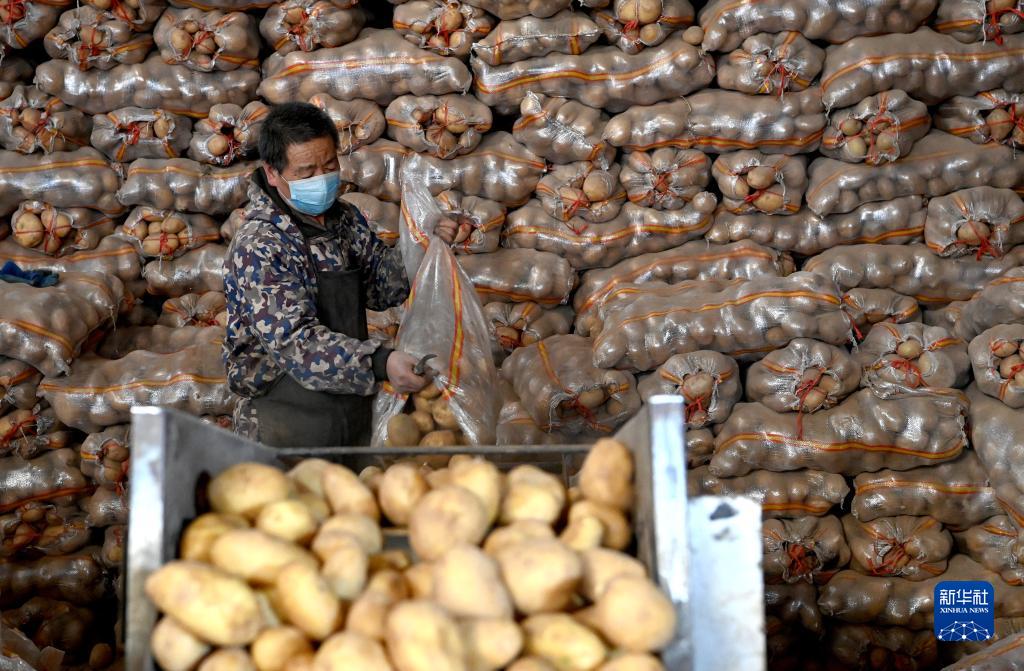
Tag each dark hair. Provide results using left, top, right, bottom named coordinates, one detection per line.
left=258, top=102, right=339, bottom=173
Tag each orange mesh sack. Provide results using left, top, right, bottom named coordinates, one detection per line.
left=0, top=236, right=143, bottom=289
left=821, top=90, right=931, bottom=166
left=536, top=161, right=625, bottom=223
left=762, top=516, right=850, bottom=584
left=688, top=465, right=850, bottom=518
left=116, top=206, right=220, bottom=260
left=841, top=288, right=921, bottom=344
left=341, top=192, right=399, bottom=247
left=472, top=11, right=602, bottom=66
left=512, top=92, right=614, bottom=168
left=934, top=89, right=1024, bottom=149
left=929, top=268, right=1024, bottom=343
left=309, top=95, right=384, bottom=153
left=620, top=148, right=710, bottom=210
left=746, top=339, right=860, bottom=415
left=9, top=201, right=116, bottom=257
left=502, top=334, right=641, bottom=436
left=0, top=0, right=72, bottom=50
left=636, top=350, right=740, bottom=429
left=969, top=324, right=1024, bottom=408
left=711, top=151, right=806, bottom=215
left=925, top=187, right=1024, bottom=260
left=969, top=383, right=1024, bottom=530
left=117, top=158, right=254, bottom=214
left=592, top=0, right=694, bottom=54
left=843, top=515, right=953, bottom=582
left=157, top=291, right=226, bottom=327
left=716, top=31, right=823, bottom=96
left=0, top=357, right=40, bottom=414
left=260, top=0, right=365, bottom=55
left=43, top=6, right=154, bottom=71
left=142, top=243, right=226, bottom=296
left=90, top=107, right=191, bottom=161
left=457, top=248, right=576, bottom=306
left=187, top=101, right=266, bottom=167
left=371, top=237, right=500, bottom=446
left=0, top=148, right=122, bottom=217
left=384, top=94, right=491, bottom=158
left=0, top=85, right=91, bottom=155
left=854, top=322, right=970, bottom=397
left=152, top=7, right=259, bottom=72
left=392, top=0, right=493, bottom=58
left=955, top=516, right=1024, bottom=587
left=483, top=301, right=572, bottom=363
left=936, top=0, right=1024, bottom=42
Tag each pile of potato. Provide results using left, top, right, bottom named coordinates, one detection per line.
left=384, top=383, right=467, bottom=448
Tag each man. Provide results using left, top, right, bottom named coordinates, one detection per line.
left=223, top=102, right=456, bottom=446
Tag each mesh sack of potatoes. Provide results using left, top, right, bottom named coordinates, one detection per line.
left=79, top=0, right=166, bottom=31
left=434, top=191, right=503, bottom=255
left=603, top=87, right=825, bottom=155
left=152, top=7, right=259, bottom=72
left=472, top=11, right=602, bottom=66
left=716, top=31, right=824, bottom=96
left=495, top=382, right=570, bottom=445
left=591, top=0, right=695, bottom=55
left=708, top=196, right=926, bottom=257
left=43, top=6, right=153, bottom=71
left=340, top=192, right=399, bottom=247
left=167, top=0, right=277, bottom=12
left=78, top=425, right=129, bottom=488
left=934, top=89, right=1024, bottom=149
left=0, top=549, right=111, bottom=609
left=925, top=186, right=1024, bottom=259
left=116, top=207, right=220, bottom=260
left=337, top=139, right=407, bottom=203
left=9, top=201, right=116, bottom=257
left=535, top=161, right=625, bottom=223
left=619, top=148, right=710, bottom=211
left=969, top=383, right=1024, bottom=528
left=573, top=239, right=792, bottom=336
left=936, top=0, right=1024, bottom=42
left=0, top=449, right=87, bottom=515
left=930, top=267, right=1024, bottom=342
left=34, top=54, right=260, bottom=117
left=0, top=85, right=92, bottom=154
left=142, top=243, right=227, bottom=297
left=483, top=301, right=573, bottom=364
left=392, top=0, right=493, bottom=58
left=472, top=32, right=714, bottom=114
left=158, top=291, right=226, bottom=327
left=593, top=271, right=851, bottom=371
left=218, top=207, right=245, bottom=243
left=828, top=625, right=938, bottom=669
left=503, top=198, right=717, bottom=271
left=697, top=0, right=937, bottom=52
left=0, top=406, right=71, bottom=459
left=969, top=324, right=1024, bottom=408
left=688, top=465, right=849, bottom=518
left=117, top=158, right=254, bottom=214
left=0, top=55, right=31, bottom=99
left=457, top=248, right=576, bottom=306
left=843, top=515, right=953, bottom=581
left=946, top=632, right=1024, bottom=670
left=0, top=148, right=122, bottom=217
left=90, top=107, right=191, bottom=161
left=855, top=322, right=970, bottom=398
left=98, top=324, right=220, bottom=359
left=841, top=288, right=921, bottom=344
left=81, top=485, right=127, bottom=526
left=636, top=350, right=740, bottom=429
left=955, top=516, right=1024, bottom=587
left=820, top=29, right=1024, bottom=109
left=0, top=0, right=71, bottom=49
left=459, top=0, right=572, bottom=19
left=258, top=28, right=471, bottom=105
left=38, top=342, right=237, bottom=433
left=187, top=101, right=266, bottom=166
left=512, top=92, right=614, bottom=168
left=764, top=581, right=823, bottom=634
left=710, top=389, right=968, bottom=477
left=366, top=306, right=402, bottom=348
left=763, top=515, right=850, bottom=584
left=711, top=151, right=806, bottom=215
left=384, top=94, right=492, bottom=159
left=372, top=239, right=500, bottom=447
left=821, top=89, right=931, bottom=166
left=308, top=95, right=384, bottom=153
left=502, top=333, right=641, bottom=436
left=745, top=338, right=860, bottom=415
left=0, top=358, right=40, bottom=413
left=2, top=505, right=91, bottom=558
left=260, top=0, right=365, bottom=55
left=0, top=237, right=143, bottom=289
left=0, top=272, right=124, bottom=377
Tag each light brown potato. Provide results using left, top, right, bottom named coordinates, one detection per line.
left=597, top=653, right=665, bottom=671
left=579, top=439, right=634, bottom=511
left=288, top=459, right=330, bottom=497
left=210, top=529, right=317, bottom=585
left=433, top=544, right=513, bottom=619
left=360, top=466, right=385, bottom=494
left=460, top=618, right=524, bottom=671
left=209, top=462, right=293, bottom=520
left=413, top=395, right=433, bottom=414
left=255, top=590, right=283, bottom=629
left=501, top=466, right=567, bottom=525
left=379, top=462, right=430, bottom=526
left=580, top=549, right=647, bottom=602
left=151, top=616, right=210, bottom=671
left=322, top=463, right=381, bottom=521
left=274, top=562, right=343, bottom=641
left=418, top=382, right=442, bottom=401
left=197, top=649, right=256, bottom=671
left=593, top=576, right=676, bottom=653
left=523, top=613, right=607, bottom=671
left=508, top=660, right=557, bottom=671
left=252, top=627, right=313, bottom=671
left=313, top=631, right=392, bottom=671
left=369, top=550, right=412, bottom=573
left=347, top=571, right=407, bottom=642
left=569, top=501, right=631, bottom=551
left=313, top=514, right=383, bottom=558
left=448, top=457, right=504, bottom=524
left=180, top=513, right=250, bottom=563
left=282, top=655, right=315, bottom=671
left=420, top=429, right=459, bottom=447
left=256, top=500, right=318, bottom=545
left=560, top=515, right=605, bottom=552
left=385, top=600, right=465, bottom=671
left=321, top=537, right=368, bottom=600
left=144, top=561, right=263, bottom=646
left=409, top=486, right=490, bottom=561
left=410, top=410, right=435, bottom=434
left=483, top=521, right=555, bottom=556
left=387, top=413, right=422, bottom=446
left=496, top=539, right=582, bottom=615
left=431, top=401, right=461, bottom=430
left=426, top=467, right=453, bottom=488
left=294, top=492, right=331, bottom=523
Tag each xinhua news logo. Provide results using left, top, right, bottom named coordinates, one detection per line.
left=934, top=581, right=995, bottom=642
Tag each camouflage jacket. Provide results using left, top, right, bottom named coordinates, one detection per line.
left=223, top=177, right=409, bottom=407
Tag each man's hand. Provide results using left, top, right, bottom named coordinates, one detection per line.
left=435, top=217, right=458, bottom=244
left=386, top=351, right=431, bottom=394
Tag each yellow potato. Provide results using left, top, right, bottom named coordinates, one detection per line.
left=448, top=457, right=504, bottom=524
left=209, top=529, right=317, bottom=585
left=579, top=439, right=634, bottom=511
left=410, top=410, right=435, bottom=434
left=256, top=500, right=318, bottom=545
left=426, top=467, right=452, bottom=488
left=420, top=429, right=458, bottom=447
left=508, top=659, right=557, bottom=671
left=593, top=576, right=676, bottom=653
left=560, top=515, right=605, bottom=552
left=483, top=521, right=555, bottom=556
left=501, top=465, right=566, bottom=525
left=368, top=549, right=412, bottom=573
left=597, top=653, right=665, bottom=671
left=151, top=616, right=210, bottom=671
left=282, top=654, right=315, bottom=671
left=251, top=627, right=313, bottom=671
left=321, top=536, right=368, bottom=600
left=523, top=613, right=607, bottom=671
left=379, top=462, right=430, bottom=526
left=387, top=413, right=422, bottom=446
left=496, top=539, right=582, bottom=615
left=347, top=570, right=407, bottom=641
left=431, top=400, right=461, bottom=431
left=404, top=562, right=435, bottom=599
left=275, top=562, right=343, bottom=641
left=144, top=561, right=263, bottom=646
left=417, top=382, right=442, bottom=400
left=569, top=501, right=631, bottom=551
left=313, top=514, right=383, bottom=558
left=385, top=600, right=465, bottom=671
left=208, top=462, right=293, bottom=520
left=413, top=395, right=434, bottom=414
left=288, top=459, right=330, bottom=498
left=255, top=590, right=283, bottom=629
left=313, top=631, right=392, bottom=671
left=180, top=513, right=249, bottom=563
left=197, top=648, right=256, bottom=671
left=433, top=544, right=513, bottom=619
left=409, top=486, right=490, bottom=561
left=359, top=466, right=385, bottom=494
left=460, top=618, right=524, bottom=671
left=580, top=548, right=647, bottom=602
left=322, top=463, right=380, bottom=521
left=294, top=492, right=330, bottom=523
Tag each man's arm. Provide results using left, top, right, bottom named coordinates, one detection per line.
left=347, top=205, right=410, bottom=311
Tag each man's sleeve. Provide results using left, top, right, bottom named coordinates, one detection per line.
left=349, top=206, right=410, bottom=311
left=230, top=234, right=384, bottom=395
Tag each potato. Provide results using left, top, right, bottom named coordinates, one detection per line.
left=420, top=429, right=459, bottom=447
left=433, top=544, right=513, bottom=619
left=347, top=571, right=407, bottom=641
left=314, top=514, right=383, bottom=557
left=151, top=616, right=210, bottom=671
left=569, top=502, right=631, bottom=551
left=593, top=576, right=676, bottom=653
left=580, top=549, right=647, bottom=602
left=387, top=414, right=422, bottom=446
left=523, top=613, right=607, bottom=671
left=431, top=400, right=461, bottom=431
left=256, top=500, right=318, bottom=545
left=496, top=539, right=582, bottom=615
left=180, top=513, right=249, bottom=563
left=410, top=410, right=436, bottom=434
left=404, top=562, right=435, bottom=599
left=483, top=521, right=555, bottom=556
left=461, top=618, right=523, bottom=671
left=360, top=466, right=385, bottom=494
left=283, top=655, right=315, bottom=671
left=418, top=382, right=442, bottom=400
left=321, top=537, right=368, bottom=600
left=409, top=486, right=490, bottom=561
left=295, top=492, right=331, bottom=523
left=210, top=529, right=317, bottom=585
left=426, top=467, right=452, bottom=488
left=508, top=660, right=557, bottom=671
left=448, top=457, right=504, bottom=524
left=379, top=462, right=430, bottom=526
left=145, top=561, right=263, bottom=646
left=252, top=627, right=313, bottom=671
left=385, top=600, right=466, bottom=671
left=313, top=631, right=392, bottom=671
left=322, top=463, right=380, bottom=521
left=413, top=395, right=434, bottom=414
left=256, top=590, right=283, bottom=629
left=209, top=463, right=293, bottom=520
left=597, top=653, right=665, bottom=671
left=275, top=562, right=343, bottom=641
left=579, top=439, right=634, bottom=511
left=197, top=649, right=256, bottom=671
left=288, top=459, right=330, bottom=497
left=560, top=516, right=605, bottom=552
left=501, top=466, right=566, bottom=525
left=369, top=550, right=412, bottom=573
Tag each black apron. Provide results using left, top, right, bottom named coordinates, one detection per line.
left=251, top=264, right=373, bottom=447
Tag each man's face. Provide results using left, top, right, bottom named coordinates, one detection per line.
left=264, top=135, right=339, bottom=199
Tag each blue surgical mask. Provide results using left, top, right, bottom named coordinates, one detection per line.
left=286, top=171, right=340, bottom=216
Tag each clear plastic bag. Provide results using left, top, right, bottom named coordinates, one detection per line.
left=472, top=11, right=601, bottom=66
left=955, top=516, right=1024, bottom=587
left=457, top=248, right=576, bottom=306
left=0, top=147, right=122, bottom=217
left=746, top=338, right=860, bottom=414
left=936, top=0, right=1024, bottom=42
left=0, top=358, right=40, bottom=414
left=969, top=324, right=1024, bottom=408
left=0, top=85, right=92, bottom=154
left=841, top=288, right=922, bottom=344
left=636, top=350, right=740, bottom=429
left=496, top=386, right=571, bottom=446
left=116, top=206, right=220, bottom=260
left=969, top=383, right=1024, bottom=529
left=855, top=322, right=971, bottom=397
left=0, top=236, right=143, bottom=288
left=710, top=151, right=806, bottom=215
left=117, top=158, right=255, bottom=214
left=384, top=94, right=492, bottom=158
left=844, top=515, right=953, bottom=581
left=512, top=92, right=614, bottom=168
left=688, top=465, right=849, bottom=518
left=482, top=301, right=572, bottom=364
left=9, top=201, right=116, bottom=257
left=821, top=89, right=931, bottom=166
left=90, top=107, right=192, bottom=161
left=43, top=6, right=154, bottom=71
left=309, top=95, right=385, bottom=154
left=592, top=0, right=694, bottom=54
left=0, top=0, right=70, bottom=50
left=763, top=515, right=850, bottom=584
left=338, top=139, right=408, bottom=203
left=0, top=448, right=88, bottom=513
left=620, top=148, right=710, bottom=211
left=341, top=192, right=399, bottom=247
left=764, top=581, right=823, bottom=634
left=158, top=291, right=226, bottom=327
left=535, top=161, right=625, bottom=223
left=79, top=425, right=129, bottom=488
left=934, top=89, right=1024, bottom=149
left=456, top=0, right=569, bottom=20
left=931, top=267, right=1024, bottom=344
left=187, top=101, right=266, bottom=167
left=142, top=243, right=227, bottom=297
left=716, top=31, right=823, bottom=96
left=260, top=0, right=365, bottom=54
left=925, top=187, right=1024, bottom=259
left=392, top=0, right=493, bottom=57
left=366, top=305, right=402, bottom=349
left=152, top=7, right=259, bottom=72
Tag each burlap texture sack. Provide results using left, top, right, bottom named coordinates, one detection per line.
left=925, top=187, right=1024, bottom=259
left=746, top=338, right=860, bottom=414
left=969, top=324, right=1024, bottom=408
left=9, top=201, right=116, bottom=257
left=392, top=0, right=492, bottom=57
left=636, top=350, right=740, bottom=429
left=512, top=92, right=614, bottom=167
left=117, top=157, right=254, bottom=214
left=935, top=89, right=1024, bottom=149
left=153, top=7, right=259, bottom=72
left=821, top=89, right=931, bottom=166
left=688, top=465, right=850, bottom=518
left=90, top=107, right=192, bottom=161
left=763, top=515, right=850, bottom=584
left=620, top=148, right=710, bottom=210
left=43, top=6, right=153, bottom=70
left=855, top=322, right=970, bottom=397
left=308, top=95, right=384, bottom=153
left=711, top=151, right=806, bottom=215
left=472, top=11, right=601, bottom=66
left=536, top=161, right=625, bottom=223
left=142, top=243, right=226, bottom=296
left=955, top=516, right=1024, bottom=587
left=844, top=515, right=953, bottom=581
left=592, top=0, right=694, bottom=54
left=0, top=147, right=122, bottom=216
left=716, top=31, right=823, bottom=96
left=384, top=94, right=492, bottom=158
left=260, top=0, right=365, bottom=54
left=459, top=248, right=577, bottom=306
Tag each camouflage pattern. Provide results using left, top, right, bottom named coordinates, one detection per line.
left=224, top=177, right=409, bottom=438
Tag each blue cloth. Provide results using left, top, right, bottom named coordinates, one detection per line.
left=0, top=261, right=59, bottom=287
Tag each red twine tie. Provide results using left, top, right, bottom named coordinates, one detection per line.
left=987, top=6, right=1024, bottom=44
left=793, top=370, right=824, bottom=440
